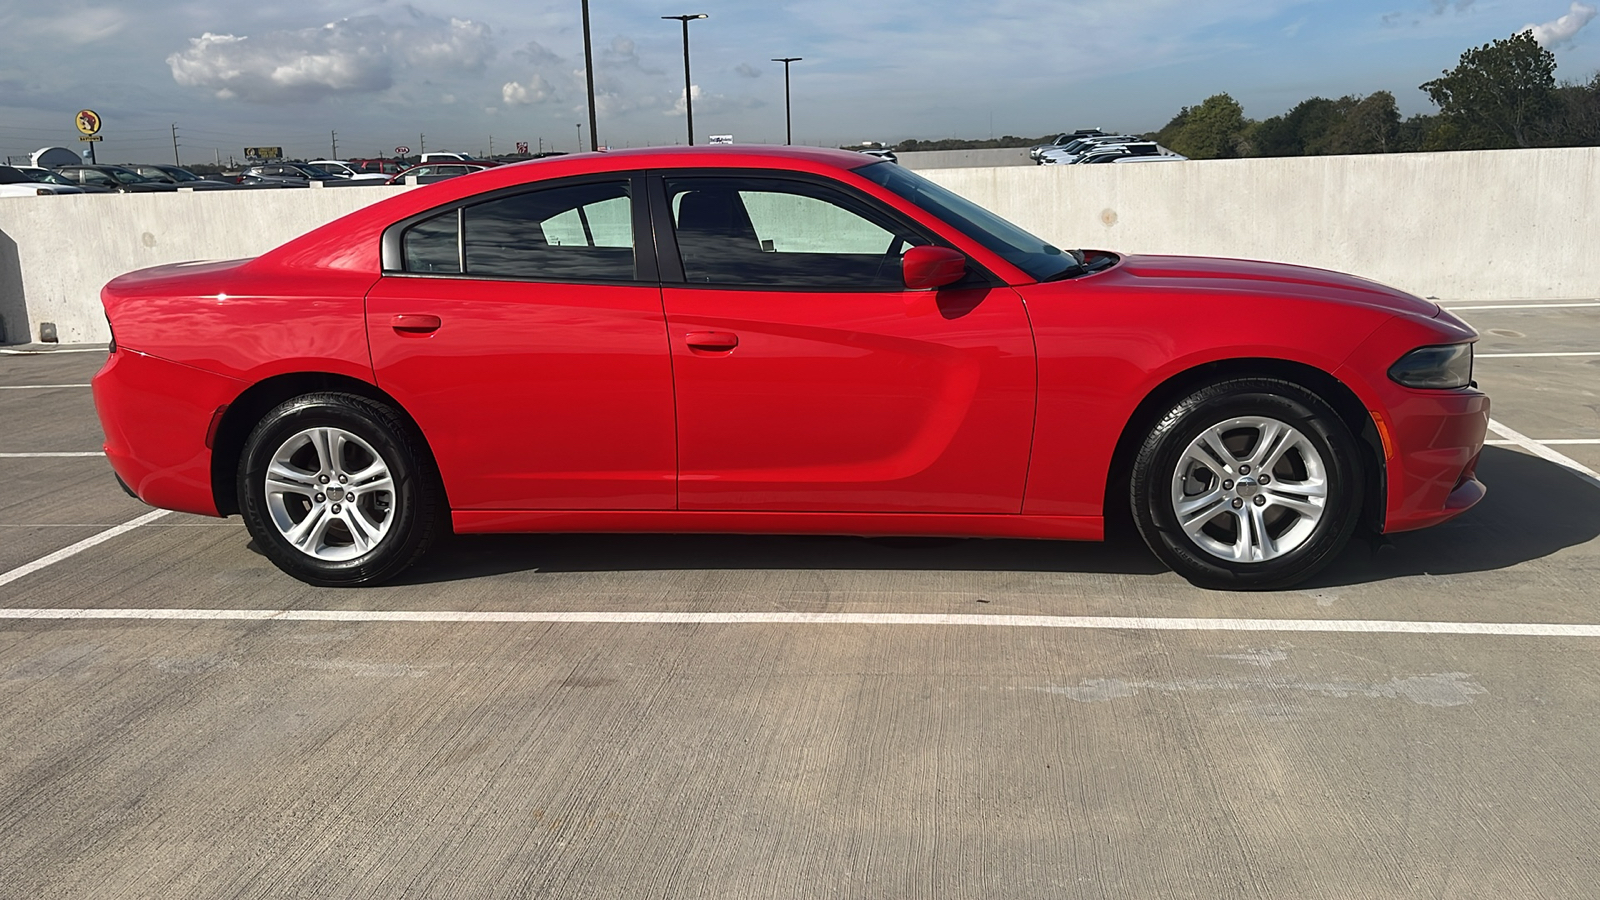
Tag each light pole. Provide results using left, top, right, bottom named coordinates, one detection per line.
left=662, top=14, right=707, bottom=145
left=772, top=57, right=801, bottom=145
left=581, top=0, right=599, bottom=151
left=577, top=123, right=584, bottom=152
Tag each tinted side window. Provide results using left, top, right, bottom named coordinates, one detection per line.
left=663, top=176, right=922, bottom=288
left=403, top=210, right=461, bottom=274
left=462, top=180, right=634, bottom=282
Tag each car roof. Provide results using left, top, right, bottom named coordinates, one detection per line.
left=258, top=144, right=885, bottom=274
left=572, top=144, right=873, bottom=171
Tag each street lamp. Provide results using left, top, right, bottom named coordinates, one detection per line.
left=581, top=0, right=598, bottom=151
left=772, top=57, right=801, bottom=145
left=662, top=14, right=707, bottom=145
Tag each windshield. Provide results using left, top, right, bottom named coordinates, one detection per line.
left=297, top=165, right=340, bottom=179
left=110, top=169, right=154, bottom=184
left=857, top=161, right=1079, bottom=283
left=162, top=167, right=201, bottom=181
left=24, top=169, right=74, bottom=185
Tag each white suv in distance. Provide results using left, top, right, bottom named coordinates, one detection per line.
left=1037, top=135, right=1143, bottom=165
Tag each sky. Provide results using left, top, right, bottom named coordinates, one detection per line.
left=1, top=0, right=1597, bottom=165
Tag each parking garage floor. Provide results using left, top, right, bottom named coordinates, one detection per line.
left=2, top=300, right=1599, bottom=898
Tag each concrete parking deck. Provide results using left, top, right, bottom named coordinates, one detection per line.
left=2, top=299, right=1599, bottom=898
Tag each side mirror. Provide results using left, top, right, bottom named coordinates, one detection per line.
left=902, top=245, right=968, bottom=290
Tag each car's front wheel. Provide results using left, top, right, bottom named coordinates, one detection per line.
left=1129, top=378, right=1363, bottom=590
left=238, top=393, right=442, bottom=586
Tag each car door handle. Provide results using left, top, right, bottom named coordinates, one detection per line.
left=684, top=331, right=739, bottom=352
left=391, top=314, right=442, bottom=334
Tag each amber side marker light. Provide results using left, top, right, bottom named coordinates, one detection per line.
left=1370, top=410, right=1397, bottom=461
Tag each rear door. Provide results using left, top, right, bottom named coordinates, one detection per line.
left=366, top=173, right=677, bottom=511
left=655, top=171, right=1036, bottom=513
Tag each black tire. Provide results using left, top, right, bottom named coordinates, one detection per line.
left=238, top=392, right=443, bottom=586
left=1129, top=378, right=1362, bottom=590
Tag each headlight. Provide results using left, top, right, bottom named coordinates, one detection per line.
left=1388, top=343, right=1473, bottom=389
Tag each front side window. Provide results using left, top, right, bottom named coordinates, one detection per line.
left=664, top=176, right=922, bottom=288
left=399, top=179, right=635, bottom=282
left=857, top=161, right=1078, bottom=283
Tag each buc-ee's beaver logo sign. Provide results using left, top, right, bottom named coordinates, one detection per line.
left=75, top=109, right=102, bottom=136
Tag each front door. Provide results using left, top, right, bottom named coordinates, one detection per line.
left=657, top=173, right=1036, bottom=513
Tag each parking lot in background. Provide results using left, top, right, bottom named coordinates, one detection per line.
left=2, top=296, right=1599, bottom=898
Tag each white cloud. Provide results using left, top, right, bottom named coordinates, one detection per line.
left=667, top=84, right=702, bottom=117
left=736, top=62, right=762, bottom=78
left=666, top=83, right=763, bottom=117
left=502, top=75, right=555, bottom=106
left=167, top=11, right=494, bottom=104
left=1525, top=2, right=1597, bottom=48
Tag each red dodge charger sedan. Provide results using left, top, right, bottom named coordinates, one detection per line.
left=92, top=146, right=1488, bottom=589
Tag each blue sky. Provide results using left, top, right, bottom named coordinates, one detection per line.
left=2, top=1, right=1596, bottom=164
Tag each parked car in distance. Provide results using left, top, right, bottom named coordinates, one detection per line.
left=53, top=165, right=180, bottom=192
left=1037, top=135, right=1143, bottom=165
left=307, top=160, right=391, bottom=183
left=1028, top=129, right=1107, bottom=161
left=1106, top=154, right=1187, bottom=164
left=349, top=159, right=408, bottom=177
left=1076, top=142, right=1179, bottom=164
left=385, top=163, right=488, bottom=185
left=121, top=163, right=238, bottom=189
left=0, top=165, right=84, bottom=195
left=13, top=166, right=109, bottom=193
left=239, top=163, right=353, bottom=186
left=418, top=152, right=498, bottom=166
left=94, top=145, right=1488, bottom=590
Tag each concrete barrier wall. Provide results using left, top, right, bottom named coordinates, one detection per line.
left=0, top=185, right=410, bottom=344
left=896, top=147, right=1034, bottom=169
left=925, top=146, right=1599, bottom=305
left=1, top=146, right=1596, bottom=344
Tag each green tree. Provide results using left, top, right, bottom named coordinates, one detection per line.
left=1253, top=97, right=1341, bottom=156
left=1162, top=93, right=1251, bottom=159
left=1538, top=74, right=1600, bottom=146
left=1420, top=31, right=1557, bottom=149
left=1324, top=91, right=1402, bottom=154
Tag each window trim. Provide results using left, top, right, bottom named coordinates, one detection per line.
left=381, top=172, right=651, bottom=285
left=646, top=168, right=999, bottom=292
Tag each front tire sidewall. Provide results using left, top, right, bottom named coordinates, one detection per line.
left=1132, top=381, right=1362, bottom=591
left=239, top=394, right=429, bottom=587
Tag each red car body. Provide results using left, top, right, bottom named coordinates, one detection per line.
left=93, top=146, right=1487, bottom=584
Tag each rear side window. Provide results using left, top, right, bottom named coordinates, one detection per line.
left=462, top=180, right=633, bottom=282
left=403, top=210, right=461, bottom=274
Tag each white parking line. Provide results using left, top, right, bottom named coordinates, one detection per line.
left=3, top=606, right=1600, bottom=637
left=0, top=509, right=171, bottom=589
left=1446, top=302, right=1600, bottom=311
left=0, top=348, right=107, bottom=355
left=1485, top=439, right=1600, bottom=445
left=0, top=384, right=92, bottom=390
left=1488, top=418, right=1600, bottom=489
left=1476, top=351, right=1600, bottom=359
left=0, top=452, right=105, bottom=458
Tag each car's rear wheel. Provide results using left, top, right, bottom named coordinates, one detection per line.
left=238, top=393, right=441, bottom=586
left=1130, top=378, right=1362, bottom=590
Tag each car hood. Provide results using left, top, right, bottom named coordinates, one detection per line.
left=1093, top=254, right=1441, bottom=318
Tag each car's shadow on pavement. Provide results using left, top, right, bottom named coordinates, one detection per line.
left=392, top=446, right=1597, bottom=589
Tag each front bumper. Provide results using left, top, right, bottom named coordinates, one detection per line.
left=1376, top=386, right=1490, bottom=533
